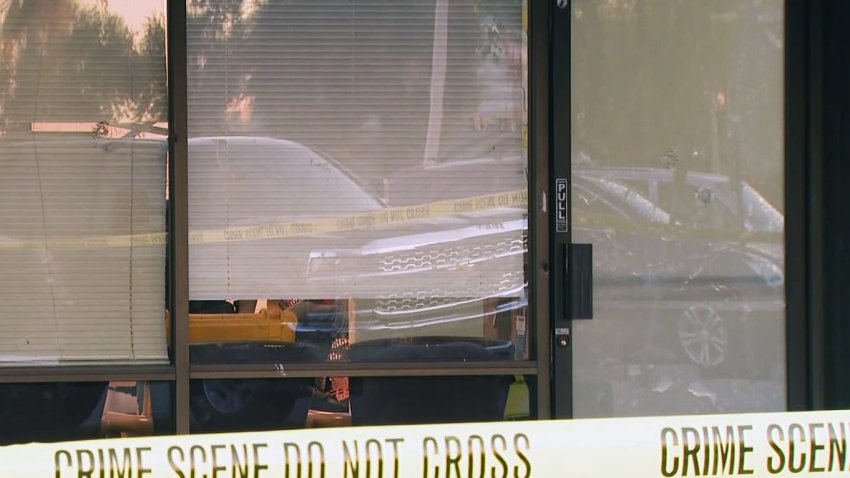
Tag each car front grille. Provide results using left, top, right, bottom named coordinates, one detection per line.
left=374, top=269, right=526, bottom=314
left=376, top=234, right=526, bottom=274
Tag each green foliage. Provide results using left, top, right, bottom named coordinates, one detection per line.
left=135, top=15, right=168, bottom=121
left=0, top=1, right=167, bottom=129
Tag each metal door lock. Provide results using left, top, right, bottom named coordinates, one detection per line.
left=556, top=334, right=569, bottom=348
left=555, top=327, right=570, bottom=348
left=556, top=0, right=568, bottom=9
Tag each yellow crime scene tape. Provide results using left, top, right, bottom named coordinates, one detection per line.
left=0, top=185, right=783, bottom=252
left=0, top=410, right=847, bottom=476
left=0, top=189, right=530, bottom=251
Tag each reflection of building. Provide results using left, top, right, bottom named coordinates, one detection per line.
left=0, top=0, right=849, bottom=448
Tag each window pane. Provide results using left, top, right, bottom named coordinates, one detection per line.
left=0, top=381, right=173, bottom=445
left=189, top=375, right=532, bottom=433
left=0, top=382, right=106, bottom=444
left=570, top=0, right=785, bottom=416
left=0, top=1, right=168, bottom=364
left=186, top=1, right=529, bottom=363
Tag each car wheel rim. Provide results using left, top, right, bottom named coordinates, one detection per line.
left=678, top=304, right=728, bottom=367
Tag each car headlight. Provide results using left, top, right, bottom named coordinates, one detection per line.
left=746, top=257, right=784, bottom=287
left=307, top=253, right=340, bottom=276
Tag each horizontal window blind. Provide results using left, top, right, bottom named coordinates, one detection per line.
left=187, top=0, right=528, bottom=301
left=0, top=1, right=168, bottom=364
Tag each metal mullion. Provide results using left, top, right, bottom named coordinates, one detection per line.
left=529, top=0, right=552, bottom=420
left=784, top=0, right=814, bottom=412
left=549, top=0, right=572, bottom=420
left=804, top=0, right=824, bottom=411
left=0, top=366, right=175, bottom=384
left=166, top=0, right=190, bottom=435
left=190, top=361, right=539, bottom=380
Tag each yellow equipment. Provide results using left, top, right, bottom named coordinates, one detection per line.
left=166, top=300, right=298, bottom=345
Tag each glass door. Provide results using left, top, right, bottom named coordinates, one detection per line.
left=567, top=0, right=786, bottom=417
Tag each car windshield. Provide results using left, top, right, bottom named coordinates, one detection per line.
left=581, top=176, right=671, bottom=224
left=741, top=183, right=783, bottom=233
left=188, top=137, right=384, bottom=231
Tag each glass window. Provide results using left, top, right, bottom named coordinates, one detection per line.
left=571, top=0, right=785, bottom=417
left=0, top=381, right=107, bottom=444
left=188, top=375, right=532, bottom=433
left=0, top=381, right=172, bottom=445
left=186, top=1, right=529, bottom=363
left=0, top=0, right=168, bottom=364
